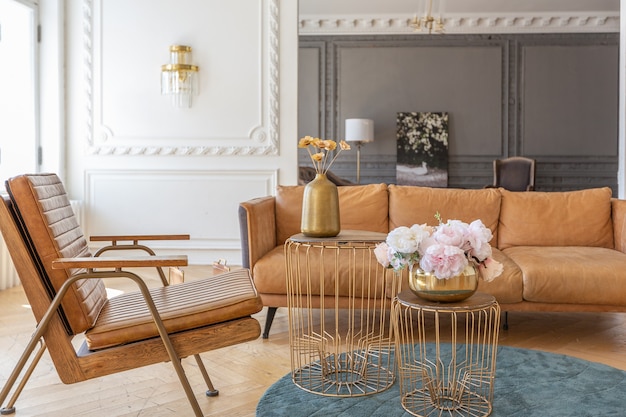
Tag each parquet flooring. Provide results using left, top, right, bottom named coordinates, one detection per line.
left=0, top=266, right=625, bottom=416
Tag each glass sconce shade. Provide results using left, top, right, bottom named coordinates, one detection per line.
left=161, top=45, right=199, bottom=108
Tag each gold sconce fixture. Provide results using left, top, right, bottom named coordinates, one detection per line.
left=410, top=0, right=445, bottom=34
left=161, top=45, right=199, bottom=108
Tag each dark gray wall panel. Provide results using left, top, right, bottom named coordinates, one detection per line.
left=298, top=47, right=322, bottom=139
left=522, top=44, right=618, bottom=156
left=337, top=45, right=503, bottom=157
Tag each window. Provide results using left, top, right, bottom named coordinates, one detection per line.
left=0, top=0, right=39, bottom=186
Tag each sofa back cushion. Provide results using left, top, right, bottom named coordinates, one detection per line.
left=275, top=183, right=389, bottom=244
left=388, top=185, right=502, bottom=243
left=498, top=187, right=614, bottom=249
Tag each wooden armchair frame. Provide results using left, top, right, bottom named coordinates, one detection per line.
left=0, top=174, right=262, bottom=417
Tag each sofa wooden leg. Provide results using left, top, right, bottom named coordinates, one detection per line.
left=263, top=307, right=278, bottom=339
left=503, top=311, right=509, bottom=330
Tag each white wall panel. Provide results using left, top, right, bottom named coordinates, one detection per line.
left=84, top=170, right=277, bottom=264
left=87, top=0, right=280, bottom=156
left=63, top=0, right=298, bottom=265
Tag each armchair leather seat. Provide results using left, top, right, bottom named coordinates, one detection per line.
left=85, top=269, right=262, bottom=350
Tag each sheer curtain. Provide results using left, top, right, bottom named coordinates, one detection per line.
left=0, top=237, right=19, bottom=290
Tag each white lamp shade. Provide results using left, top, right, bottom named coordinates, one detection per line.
left=345, top=119, right=374, bottom=143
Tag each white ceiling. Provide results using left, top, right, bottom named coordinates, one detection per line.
left=299, top=0, right=619, bottom=16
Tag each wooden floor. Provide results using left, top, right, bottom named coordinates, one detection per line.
left=1, top=265, right=626, bottom=416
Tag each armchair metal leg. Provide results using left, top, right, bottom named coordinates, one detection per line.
left=262, top=307, right=278, bottom=339
left=0, top=339, right=47, bottom=415
left=193, top=354, right=219, bottom=397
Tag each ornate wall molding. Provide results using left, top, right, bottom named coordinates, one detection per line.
left=300, top=12, right=619, bottom=36
left=84, top=0, right=280, bottom=156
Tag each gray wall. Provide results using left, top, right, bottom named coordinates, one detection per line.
left=298, top=33, right=618, bottom=193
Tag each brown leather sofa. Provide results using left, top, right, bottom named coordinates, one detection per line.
left=239, top=183, right=626, bottom=338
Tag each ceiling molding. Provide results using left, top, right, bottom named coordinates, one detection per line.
left=300, top=12, right=619, bottom=35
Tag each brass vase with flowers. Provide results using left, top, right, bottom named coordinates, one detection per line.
left=298, top=136, right=351, bottom=238
left=374, top=213, right=504, bottom=303
left=408, top=264, right=479, bottom=302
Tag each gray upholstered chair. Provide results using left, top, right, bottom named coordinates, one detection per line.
left=489, top=157, right=536, bottom=191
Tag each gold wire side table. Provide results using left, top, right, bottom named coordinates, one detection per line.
left=285, top=230, right=400, bottom=397
left=392, top=290, right=500, bottom=417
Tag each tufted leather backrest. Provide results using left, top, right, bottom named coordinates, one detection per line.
left=6, top=174, right=108, bottom=334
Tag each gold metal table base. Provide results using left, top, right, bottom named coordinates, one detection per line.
left=291, top=345, right=395, bottom=396
left=392, top=290, right=500, bottom=416
left=285, top=231, right=399, bottom=397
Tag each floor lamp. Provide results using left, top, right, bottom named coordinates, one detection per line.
left=345, top=119, right=374, bottom=184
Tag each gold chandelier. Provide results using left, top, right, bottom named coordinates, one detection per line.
left=161, top=45, right=199, bottom=108
left=410, top=0, right=445, bottom=34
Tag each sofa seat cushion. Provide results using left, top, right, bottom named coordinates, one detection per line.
left=388, top=185, right=502, bottom=243
left=85, top=269, right=263, bottom=350
left=498, top=188, right=614, bottom=250
left=503, top=246, right=626, bottom=305
left=275, top=183, right=389, bottom=244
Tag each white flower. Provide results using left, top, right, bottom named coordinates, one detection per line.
left=466, top=219, right=493, bottom=262
left=386, top=225, right=429, bottom=254
left=374, top=242, right=391, bottom=268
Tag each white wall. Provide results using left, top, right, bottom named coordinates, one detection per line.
left=63, top=0, right=298, bottom=264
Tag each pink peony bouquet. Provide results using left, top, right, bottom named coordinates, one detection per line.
left=374, top=215, right=503, bottom=281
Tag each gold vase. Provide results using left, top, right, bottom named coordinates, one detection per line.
left=408, top=263, right=479, bottom=302
left=301, top=173, right=340, bottom=238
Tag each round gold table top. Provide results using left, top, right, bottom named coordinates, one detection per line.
left=396, top=289, right=497, bottom=311
left=288, top=230, right=387, bottom=244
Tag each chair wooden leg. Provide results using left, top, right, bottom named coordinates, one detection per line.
left=0, top=339, right=47, bottom=415
left=193, top=354, right=219, bottom=397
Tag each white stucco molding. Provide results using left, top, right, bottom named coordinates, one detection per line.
left=299, top=12, right=619, bottom=35
left=84, top=0, right=280, bottom=156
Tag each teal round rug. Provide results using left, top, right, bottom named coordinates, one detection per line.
left=257, top=345, right=626, bottom=416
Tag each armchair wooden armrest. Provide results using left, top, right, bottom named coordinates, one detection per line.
left=52, top=255, right=188, bottom=270
left=89, top=234, right=190, bottom=243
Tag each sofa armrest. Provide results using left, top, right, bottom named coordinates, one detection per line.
left=612, top=198, right=626, bottom=253
left=239, top=196, right=277, bottom=271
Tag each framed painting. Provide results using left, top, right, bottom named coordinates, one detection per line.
left=396, top=112, right=449, bottom=187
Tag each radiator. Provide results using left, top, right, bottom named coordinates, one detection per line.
left=0, top=200, right=83, bottom=290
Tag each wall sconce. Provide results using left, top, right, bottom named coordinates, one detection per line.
left=345, top=118, right=374, bottom=184
left=410, top=0, right=445, bottom=34
left=161, top=45, right=199, bottom=108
